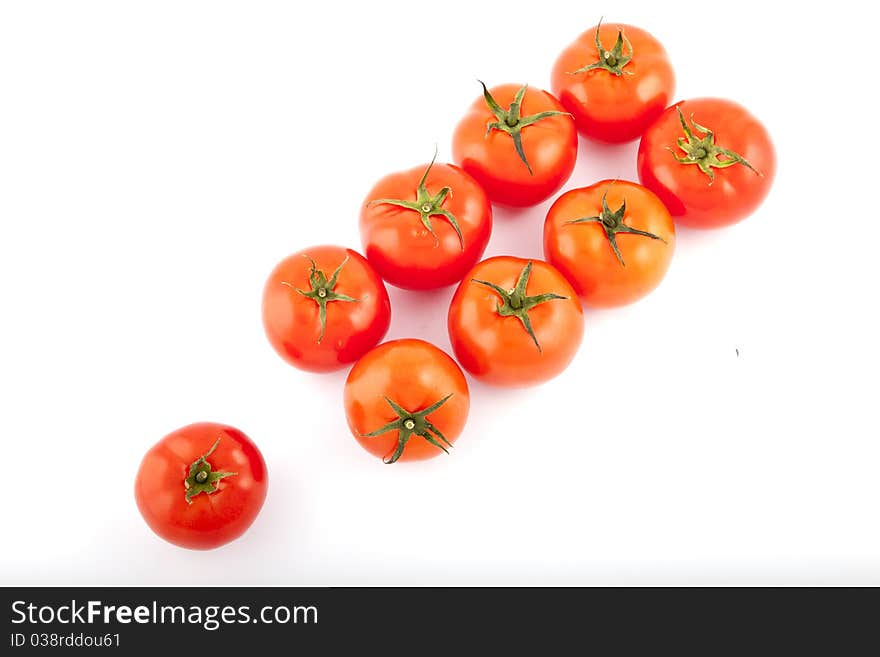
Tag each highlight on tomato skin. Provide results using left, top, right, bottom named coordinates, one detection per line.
left=359, top=155, right=492, bottom=290
left=447, top=256, right=585, bottom=387
left=637, top=97, right=776, bottom=229
left=451, top=82, right=578, bottom=208
left=544, top=180, right=676, bottom=308
left=134, top=422, right=268, bottom=550
left=344, top=338, right=470, bottom=464
left=551, top=21, right=675, bottom=143
left=261, top=245, right=391, bottom=373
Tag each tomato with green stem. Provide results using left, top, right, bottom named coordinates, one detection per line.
left=135, top=422, right=268, bottom=550
left=360, top=150, right=492, bottom=289
left=551, top=20, right=675, bottom=143
left=447, top=256, right=584, bottom=387
left=638, top=98, right=776, bottom=228
left=452, top=82, right=577, bottom=207
left=344, top=339, right=469, bottom=464
left=544, top=180, right=675, bottom=307
left=262, top=245, right=390, bottom=372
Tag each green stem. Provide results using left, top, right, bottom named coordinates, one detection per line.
left=568, top=19, right=634, bottom=77
left=367, top=148, right=464, bottom=249
left=183, top=438, right=238, bottom=504
left=360, top=394, right=455, bottom=464
left=565, top=185, right=666, bottom=267
left=280, top=255, right=359, bottom=343
left=479, top=81, right=570, bottom=175
left=471, top=261, right=567, bottom=353
left=669, top=107, right=763, bottom=184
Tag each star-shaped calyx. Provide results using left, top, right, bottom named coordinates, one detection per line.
left=184, top=438, right=237, bottom=504
left=471, top=261, right=567, bottom=353
left=670, top=107, right=762, bottom=184
left=569, top=19, right=634, bottom=77
left=361, top=394, right=454, bottom=464
left=281, top=255, right=359, bottom=343
left=480, top=82, right=570, bottom=175
left=368, top=149, right=463, bottom=249
left=565, top=188, right=666, bottom=267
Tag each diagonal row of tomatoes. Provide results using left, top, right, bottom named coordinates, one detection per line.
left=136, top=21, right=776, bottom=549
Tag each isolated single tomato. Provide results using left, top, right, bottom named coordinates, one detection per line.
left=544, top=180, right=675, bottom=307
left=447, top=256, right=584, bottom=387
left=360, top=152, right=492, bottom=289
left=344, top=339, right=470, bottom=464
left=452, top=82, right=577, bottom=207
left=638, top=98, right=776, bottom=228
left=135, top=422, right=268, bottom=550
left=262, top=245, right=391, bottom=372
left=551, top=21, right=675, bottom=143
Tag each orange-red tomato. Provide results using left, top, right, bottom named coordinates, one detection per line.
left=551, top=22, right=675, bottom=143
left=452, top=83, right=577, bottom=207
left=344, top=339, right=470, bottom=464
left=638, top=98, right=776, bottom=228
left=544, top=180, right=675, bottom=307
left=135, top=422, right=268, bottom=550
left=262, top=245, right=390, bottom=372
left=447, top=256, right=584, bottom=387
left=360, top=155, right=492, bottom=289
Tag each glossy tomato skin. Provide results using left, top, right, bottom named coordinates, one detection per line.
left=360, top=162, right=492, bottom=289
left=638, top=98, right=776, bottom=228
left=551, top=23, right=674, bottom=143
left=262, top=245, right=390, bottom=372
left=135, top=422, right=268, bottom=550
left=452, top=84, right=577, bottom=207
left=447, top=256, right=584, bottom=387
left=344, top=339, right=470, bottom=463
left=544, top=180, right=675, bottom=307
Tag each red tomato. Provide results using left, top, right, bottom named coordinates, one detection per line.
left=135, top=422, right=268, bottom=550
left=452, top=82, right=577, bottom=207
left=344, top=339, right=470, bottom=464
left=360, top=153, right=492, bottom=289
left=551, top=21, right=675, bottom=143
left=447, top=256, right=584, bottom=387
left=544, top=180, right=675, bottom=307
left=638, top=98, right=776, bottom=228
left=262, top=245, right=391, bottom=372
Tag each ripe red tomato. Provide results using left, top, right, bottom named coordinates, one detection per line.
left=262, top=245, right=391, bottom=372
left=359, top=152, right=492, bottom=289
left=452, top=82, right=577, bottom=207
left=447, top=256, right=584, bottom=387
left=544, top=180, right=675, bottom=307
left=344, top=339, right=470, bottom=464
left=638, top=98, right=776, bottom=228
left=551, top=21, right=675, bottom=143
left=135, top=422, right=268, bottom=550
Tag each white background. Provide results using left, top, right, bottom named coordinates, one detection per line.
left=1, top=1, right=878, bottom=585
